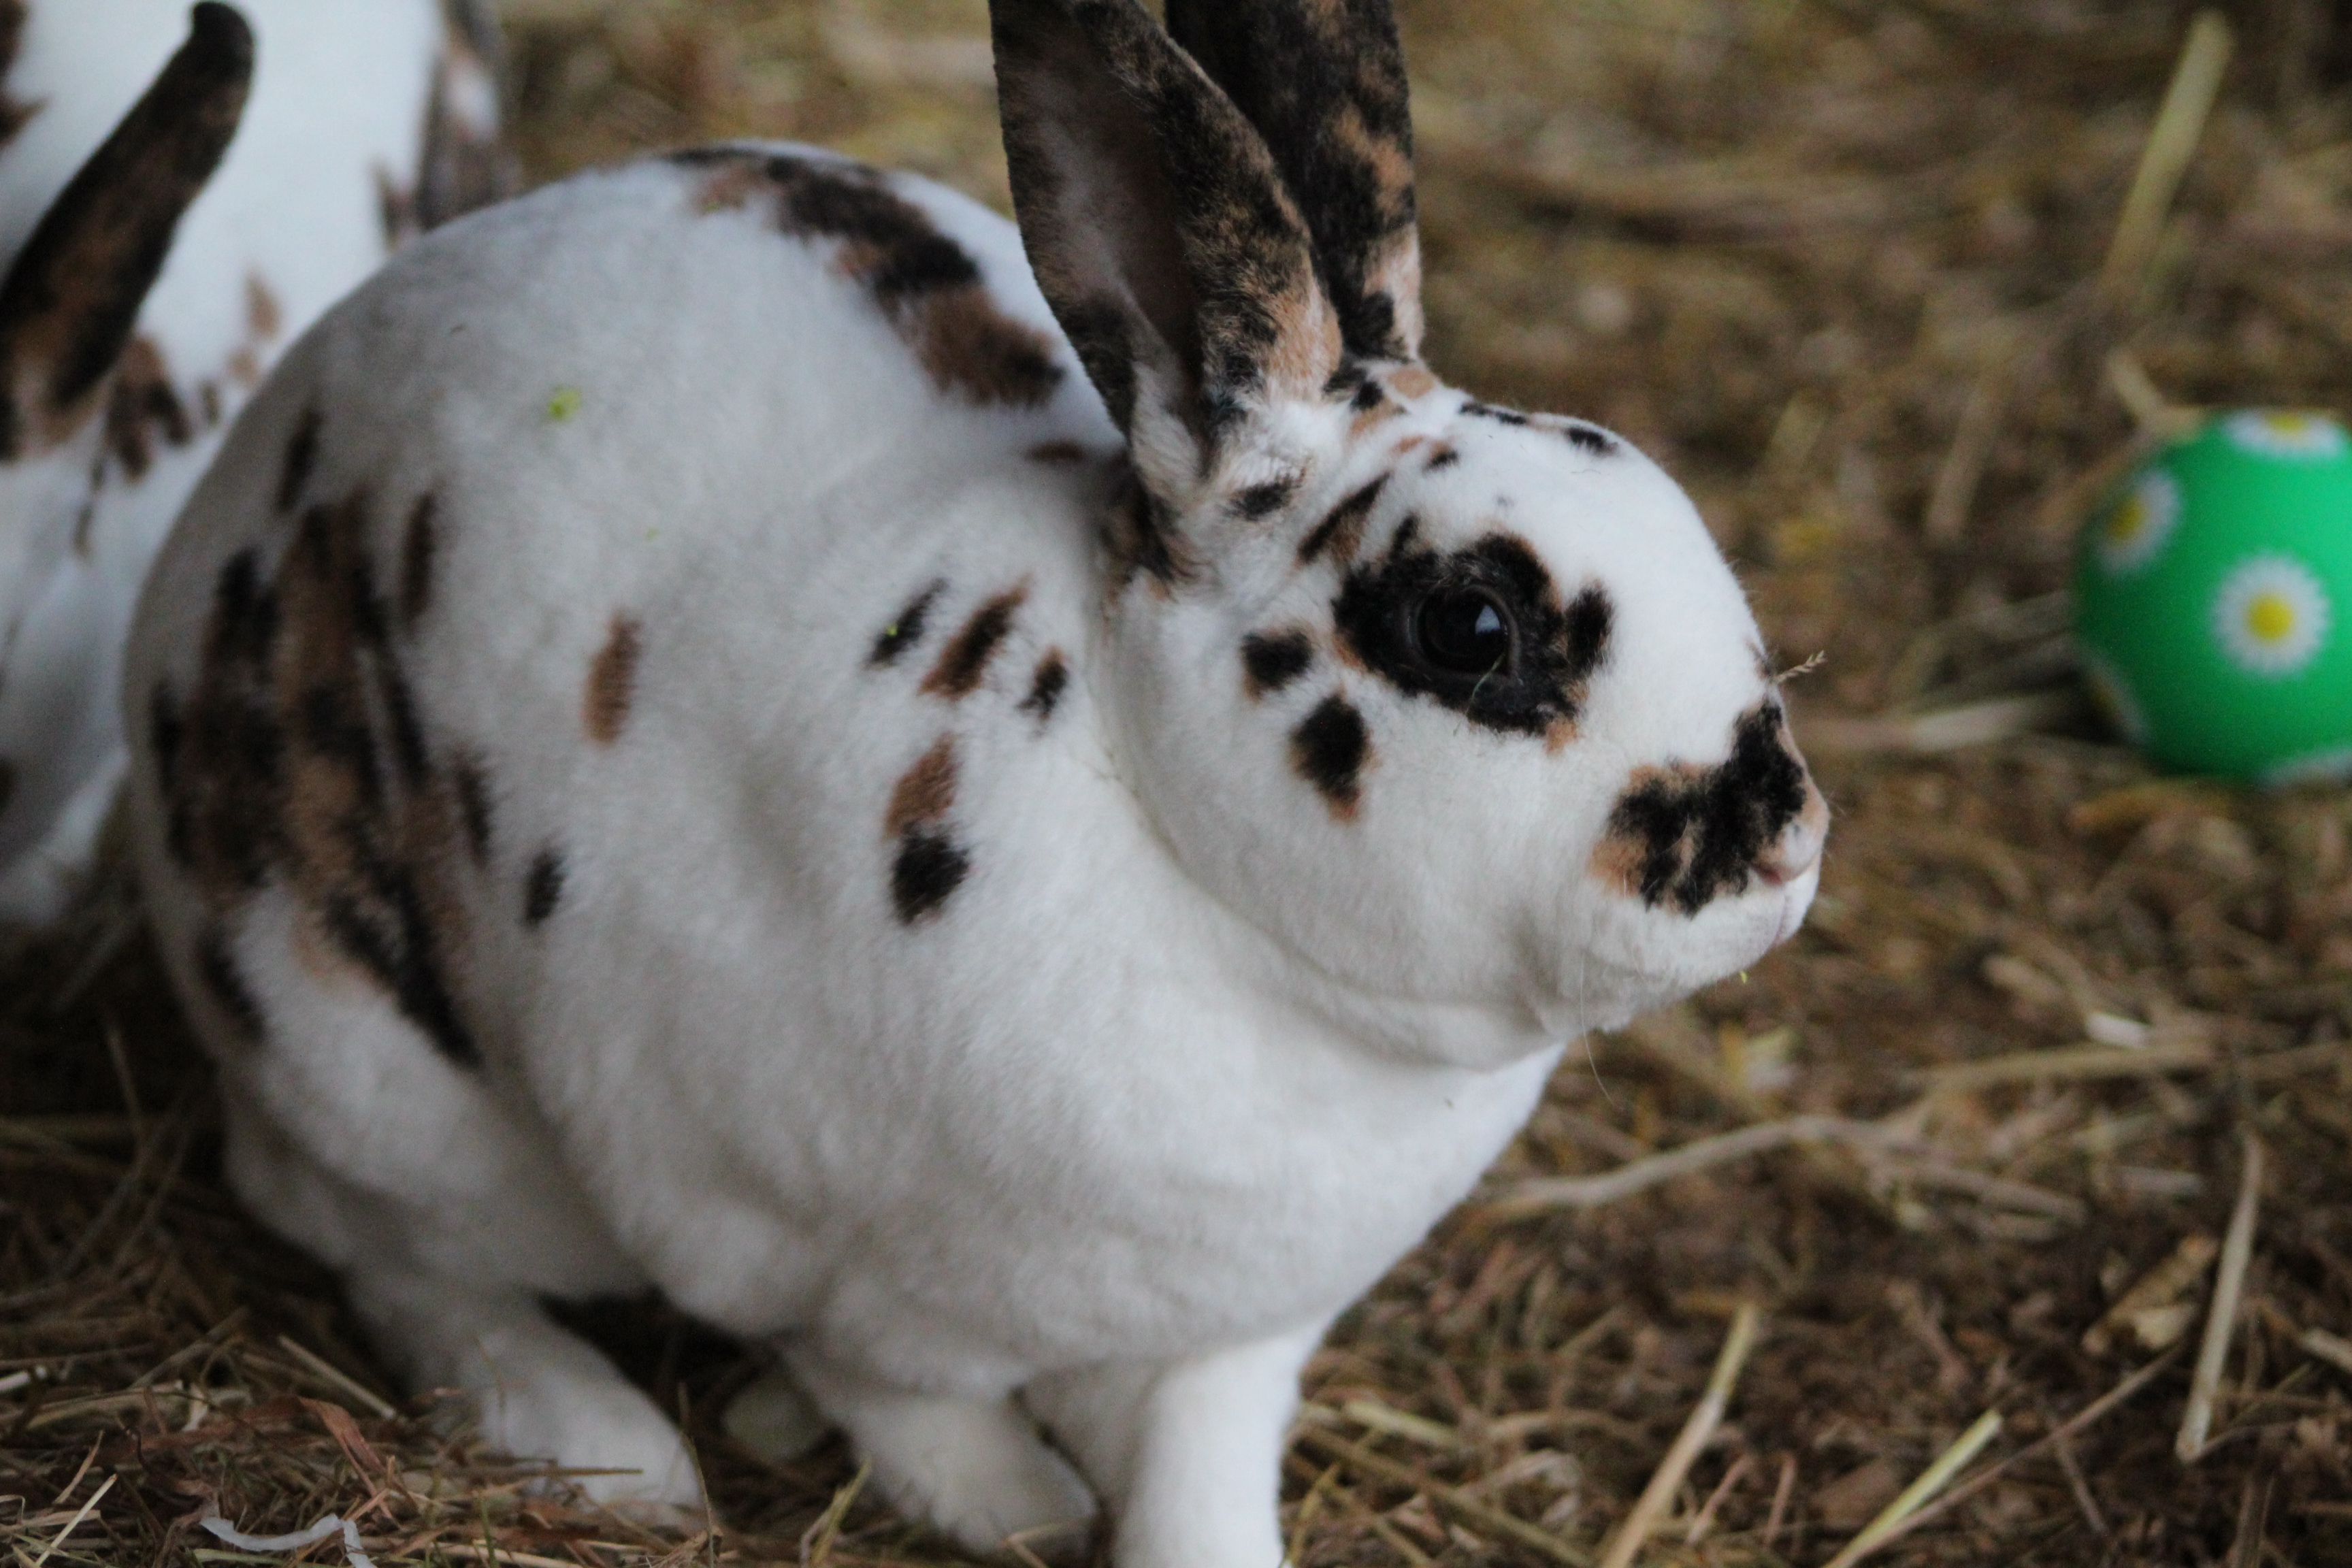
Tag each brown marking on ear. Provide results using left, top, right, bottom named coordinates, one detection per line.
left=1020, top=649, right=1069, bottom=723
left=583, top=613, right=642, bottom=745
left=278, top=406, right=321, bottom=512
left=885, top=734, right=958, bottom=836
left=921, top=586, right=1027, bottom=700
left=993, top=0, right=1341, bottom=447
left=0, top=2, right=251, bottom=458
left=1161, top=0, right=1423, bottom=361
left=103, top=335, right=190, bottom=480
left=1297, top=474, right=1388, bottom=566
left=398, top=494, right=438, bottom=628
left=1027, top=440, right=1089, bottom=465
left=1290, top=693, right=1371, bottom=818
left=1388, top=363, right=1437, bottom=399
left=165, top=489, right=486, bottom=1066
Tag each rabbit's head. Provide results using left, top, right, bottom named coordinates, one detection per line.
left=996, top=0, right=1825, bottom=1052
left=0, top=2, right=251, bottom=652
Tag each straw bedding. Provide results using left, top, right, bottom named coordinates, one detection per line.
left=5, top=1, right=2348, bottom=1563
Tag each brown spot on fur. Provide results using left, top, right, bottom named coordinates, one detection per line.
left=921, top=586, right=1027, bottom=700
left=278, top=406, right=320, bottom=512
left=103, top=334, right=191, bottom=480
left=0, top=2, right=250, bottom=458
left=1298, top=474, right=1388, bottom=566
left=583, top=614, right=642, bottom=745
left=885, top=735, right=958, bottom=836
left=1026, top=440, right=1088, bottom=464
left=165, top=489, right=483, bottom=1066
left=684, top=152, right=1064, bottom=408
left=398, top=495, right=438, bottom=627
left=1388, top=363, right=1438, bottom=399
left=244, top=271, right=282, bottom=342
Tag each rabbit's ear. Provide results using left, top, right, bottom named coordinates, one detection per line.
left=0, top=1, right=252, bottom=460
left=1162, top=0, right=1422, bottom=363
left=991, top=0, right=1343, bottom=496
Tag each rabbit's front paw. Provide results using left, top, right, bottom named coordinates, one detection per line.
left=799, top=1373, right=1096, bottom=1554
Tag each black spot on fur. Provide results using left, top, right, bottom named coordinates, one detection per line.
left=195, top=925, right=263, bottom=1038
left=1424, top=444, right=1460, bottom=471
left=278, top=405, right=320, bottom=511
left=1298, top=474, right=1389, bottom=566
left=1235, top=476, right=1298, bottom=519
left=1020, top=649, right=1068, bottom=723
left=1463, top=401, right=1529, bottom=427
left=523, top=847, right=564, bottom=928
left=1241, top=629, right=1314, bottom=698
left=1352, top=378, right=1388, bottom=414
left=1600, top=705, right=1811, bottom=915
left=1324, top=362, right=1370, bottom=401
left=1291, top=695, right=1370, bottom=816
left=1334, top=525, right=1612, bottom=737
left=454, top=755, right=493, bottom=867
left=923, top=587, right=1026, bottom=700
left=869, top=580, right=945, bottom=667
left=892, top=828, right=970, bottom=924
left=1562, top=421, right=1616, bottom=455
left=1102, top=467, right=1192, bottom=589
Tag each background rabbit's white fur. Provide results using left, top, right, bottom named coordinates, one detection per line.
left=0, top=0, right=506, bottom=924
left=125, top=0, right=1826, bottom=1562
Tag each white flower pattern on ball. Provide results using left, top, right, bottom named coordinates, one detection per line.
left=2222, top=409, right=2349, bottom=461
left=2093, top=468, right=2180, bottom=575
left=2212, top=553, right=2332, bottom=677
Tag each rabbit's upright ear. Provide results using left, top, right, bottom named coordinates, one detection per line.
left=1162, top=0, right=1422, bottom=364
left=0, top=1, right=252, bottom=459
left=991, top=0, right=1344, bottom=504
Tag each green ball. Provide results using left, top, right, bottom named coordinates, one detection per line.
left=2075, top=410, right=2352, bottom=784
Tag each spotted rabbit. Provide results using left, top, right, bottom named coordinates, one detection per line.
left=125, top=0, right=1825, bottom=1562
left=0, top=0, right=507, bottom=923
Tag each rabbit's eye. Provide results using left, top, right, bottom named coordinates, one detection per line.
left=1413, top=588, right=1514, bottom=676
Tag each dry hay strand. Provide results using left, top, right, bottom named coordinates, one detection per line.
left=10, top=1, right=2352, bottom=1565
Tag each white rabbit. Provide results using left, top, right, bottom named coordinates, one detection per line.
left=124, top=0, right=1827, bottom=1562
left=0, top=0, right=507, bottom=925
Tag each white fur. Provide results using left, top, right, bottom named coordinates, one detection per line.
left=125, top=35, right=1823, bottom=1564
left=0, top=0, right=486, bottom=922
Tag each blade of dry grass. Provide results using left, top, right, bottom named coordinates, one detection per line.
left=1594, top=1302, right=1763, bottom=1568
left=1818, top=1409, right=2003, bottom=1568
left=2179, top=1134, right=2265, bottom=1461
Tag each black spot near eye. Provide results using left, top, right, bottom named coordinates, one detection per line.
left=1335, top=532, right=1612, bottom=737
left=1241, top=628, right=1314, bottom=698
left=1413, top=589, right=1512, bottom=676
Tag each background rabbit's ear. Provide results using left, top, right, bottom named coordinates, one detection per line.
left=991, top=0, right=1342, bottom=494
left=1162, top=0, right=1422, bottom=364
left=0, top=1, right=252, bottom=460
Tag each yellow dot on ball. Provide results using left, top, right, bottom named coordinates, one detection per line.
left=2104, top=497, right=2147, bottom=543
left=2245, top=591, right=2298, bottom=642
left=2266, top=412, right=2319, bottom=438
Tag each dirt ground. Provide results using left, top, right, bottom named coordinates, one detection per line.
left=5, top=1, right=2351, bottom=1564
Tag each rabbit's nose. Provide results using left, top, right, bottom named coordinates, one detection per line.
left=1757, top=775, right=1828, bottom=885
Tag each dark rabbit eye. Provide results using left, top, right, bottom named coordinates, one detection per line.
left=1412, top=587, right=1514, bottom=675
